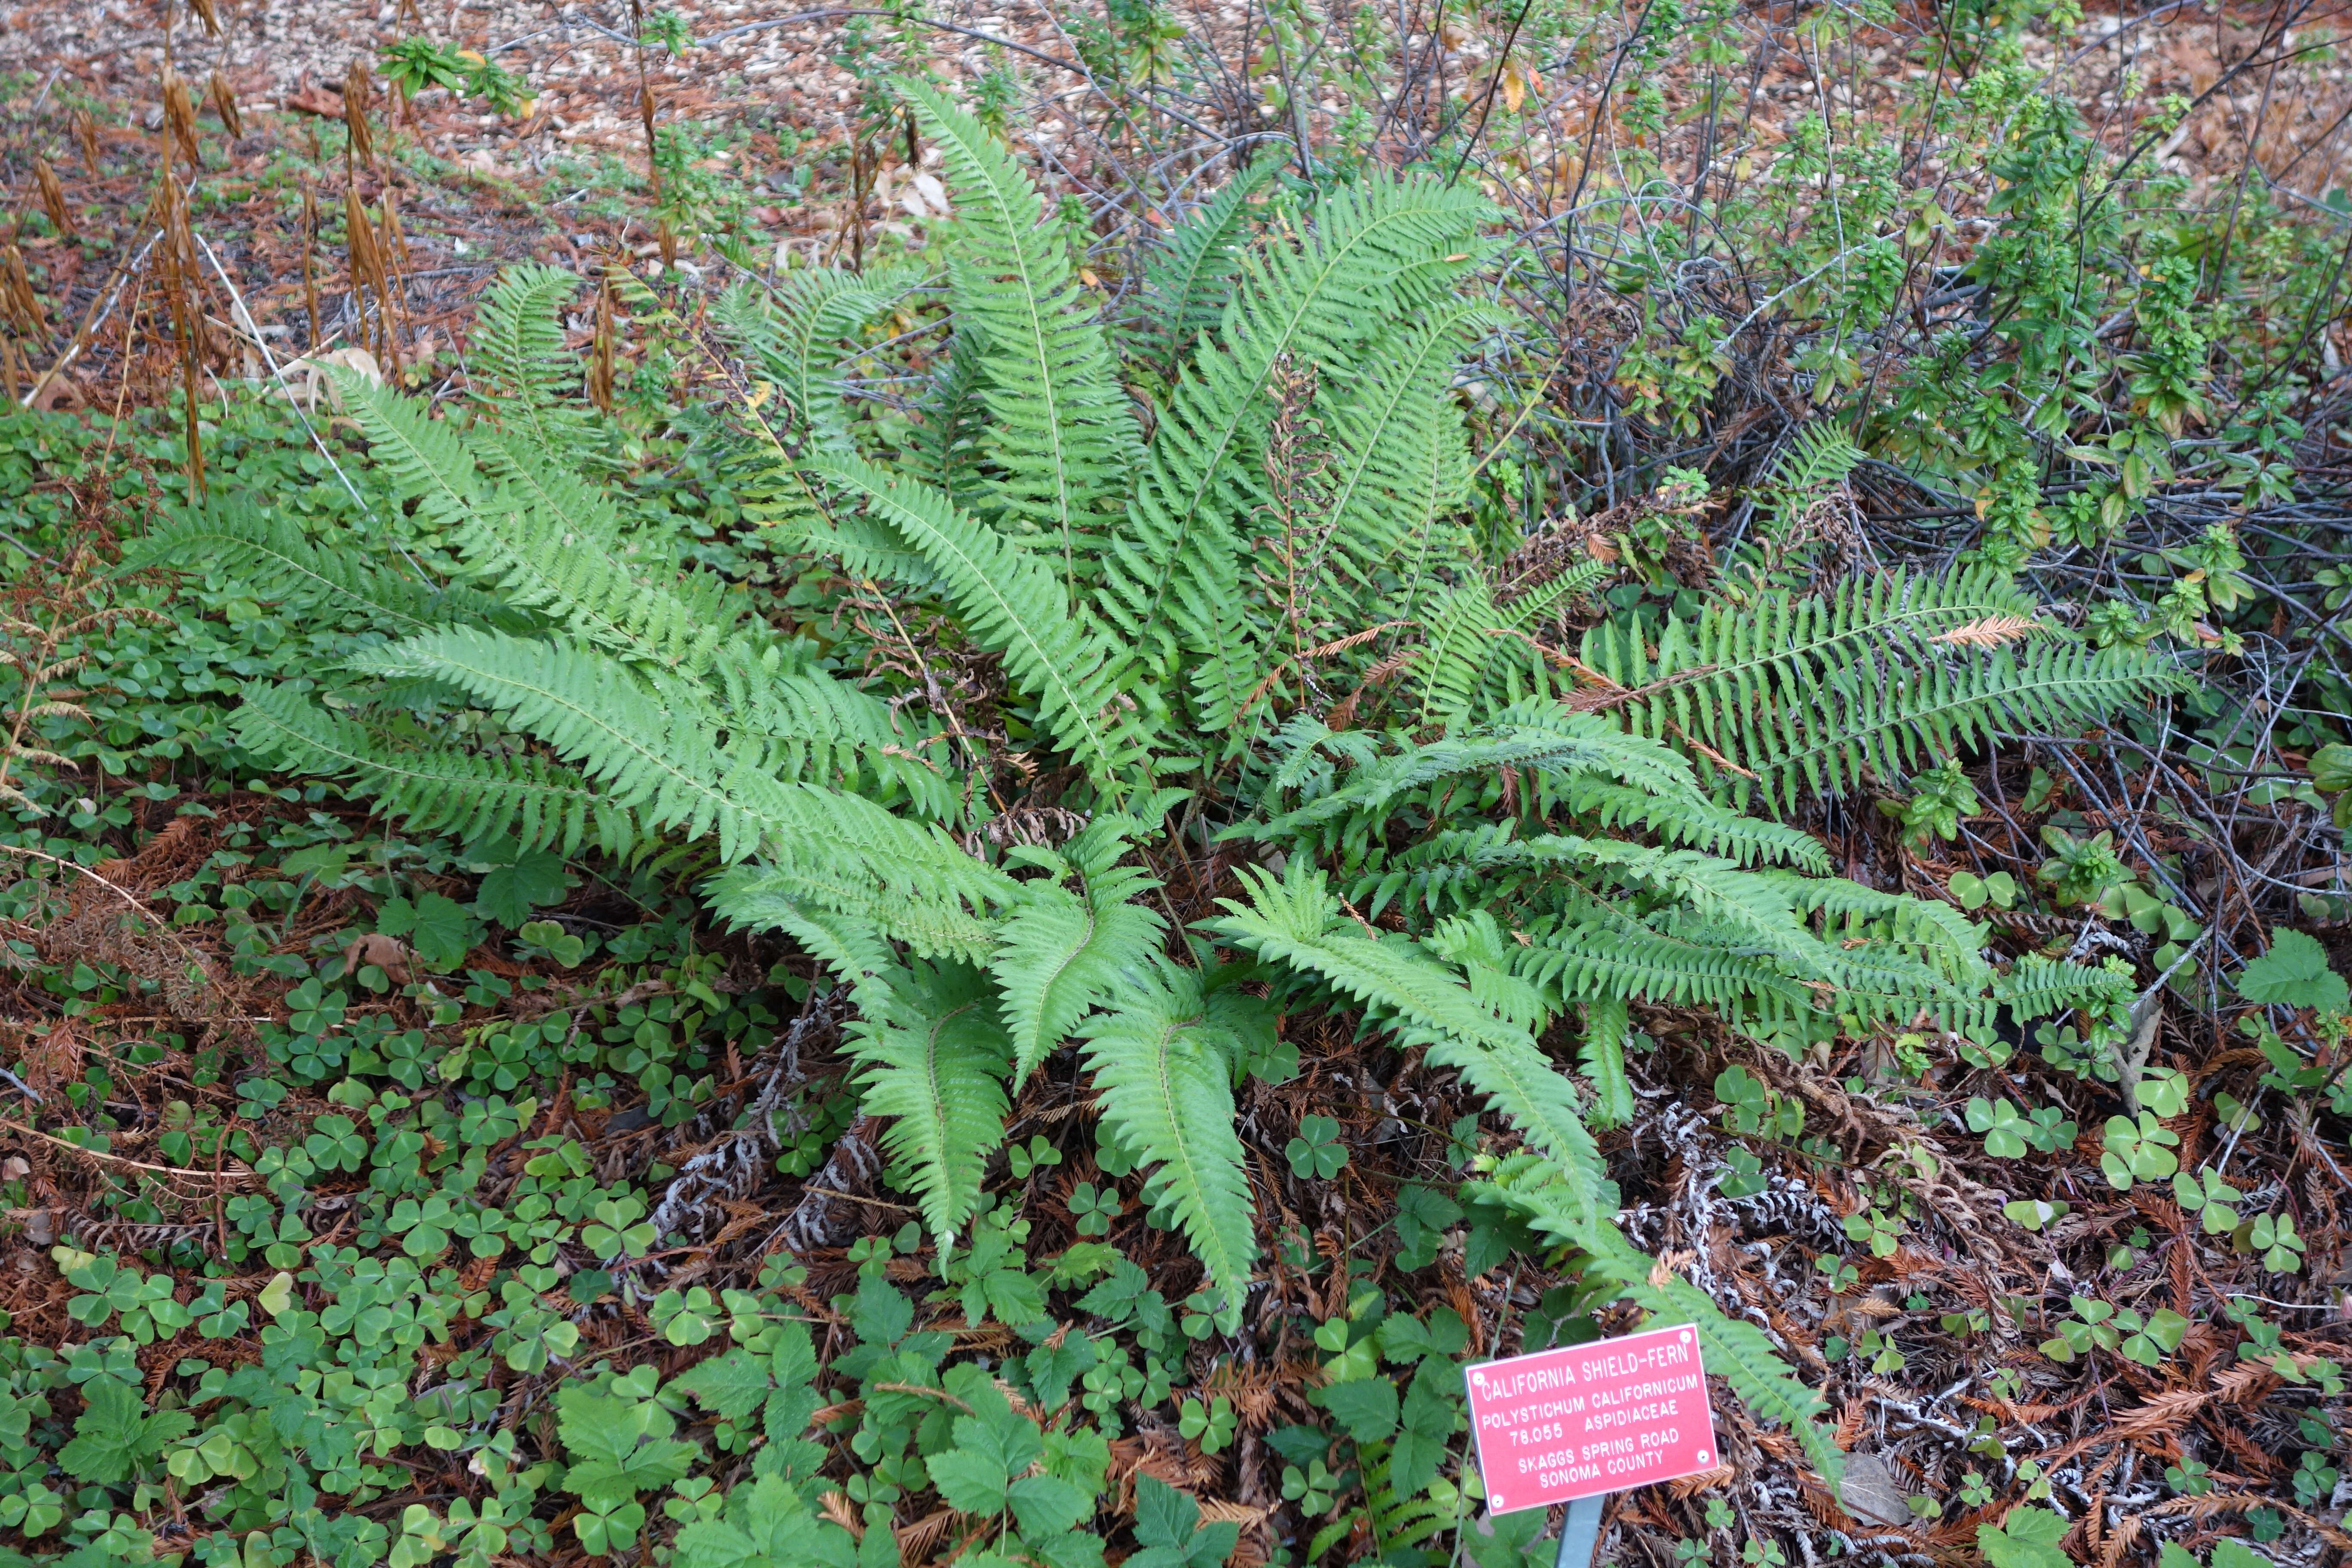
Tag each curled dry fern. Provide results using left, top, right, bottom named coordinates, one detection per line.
left=129, top=82, right=2173, bottom=1501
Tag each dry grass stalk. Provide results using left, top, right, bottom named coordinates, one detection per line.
left=588, top=266, right=617, bottom=412
left=74, top=109, right=101, bottom=174
left=343, top=187, right=402, bottom=372
left=206, top=72, right=243, bottom=141
left=2, top=247, right=47, bottom=338
left=379, top=185, right=412, bottom=277
left=184, top=0, right=220, bottom=38
left=0, top=334, right=20, bottom=403
left=162, top=71, right=202, bottom=171
left=625, top=0, right=674, bottom=266
left=299, top=182, right=320, bottom=350
left=156, top=178, right=207, bottom=500
left=376, top=191, right=407, bottom=374
left=32, top=158, right=75, bottom=239
left=343, top=60, right=375, bottom=172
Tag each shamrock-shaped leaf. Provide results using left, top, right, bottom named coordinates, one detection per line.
left=1286, top=1115, right=1348, bottom=1179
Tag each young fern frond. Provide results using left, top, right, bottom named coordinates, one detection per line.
left=1242, top=710, right=1704, bottom=846
left=843, top=957, right=1014, bottom=1247
left=1079, top=964, right=1257, bottom=1314
left=1207, top=862, right=1530, bottom=1054
left=1558, top=778, right=1830, bottom=870
left=1586, top=566, right=2181, bottom=812
left=992, top=821, right=1168, bottom=1087
left=900, top=81, right=1138, bottom=576
left=1133, top=151, right=1287, bottom=371
left=468, top=425, right=741, bottom=673
left=1517, top=914, right=1814, bottom=1017
left=469, top=263, right=601, bottom=466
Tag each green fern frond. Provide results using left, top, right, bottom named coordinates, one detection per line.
left=230, top=682, right=638, bottom=856
left=122, top=499, right=493, bottom=634
left=900, top=81, right=1138, bottom=576
left=1514, top=916, right=1813, bottom=1017
left=1579, top=995, right=1635, bottom=1129
left=1996, top=952, right=2133, bottom=1023
left=717, top=267, right=913, bottom=456
left=706, top=860, right=1001, bottom=965
left=808, top=453, right=1150, bottom=792
left=337, top=372, right=732, bottom=673
left=992, top=824, right=1167, bottom=1087
left=912, top=327, right=996, bottom=510
left=469, top=263, right=600, bottom=465
left=726, top=896, right=897, bottom=1010
left=350, top=628, right=1009, bottom=914
left=1317, top=308, right=1494, bottom=625
left=844, top=958, right=1014, bottom=1247
left=1765, top=872, right=1988, bottom=973
left=1413, top=573, right=1502, bottom=731
left=1586, top=567, right=2181, bottom=812
left=1096, top=175, right=1493, bottom=711
left=1243, top=710, right=1703, bottom=845
left=1134, top=152, right=1287, bottom=370
left=706, top=642, right=960, bottom=823
left=1766, top=423, right=1862, bottom=513
left=1208, top=861, right=1528, bottom=1054
left=1544, top=839, right=1815, bottom=955
left=1559, top=779, right=1830, bottom=870
left=1078, top=963, right=1256, bottom=1310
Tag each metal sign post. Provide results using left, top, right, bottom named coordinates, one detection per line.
left=1554, top=1494, right=1607, bottom=1568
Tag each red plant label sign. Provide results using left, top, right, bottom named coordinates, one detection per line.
left=1464, top=1323, right=1720, bottom=1514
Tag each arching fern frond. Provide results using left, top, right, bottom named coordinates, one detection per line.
left=901, top=80, right=1138, bottom=578
left=1080, top=964, right=1256, bottom=1314
left=1317, top=306, right=1494, bottom=631
left=706, top=642, right=961, bottom=824
left=809, top=453, right=1151, bottom=792
left=716, top=266, right=914, bottom=456
left=230, top=682, right=639, bottom=857
left=1096, top=176, right=1493, bottom=716
left=349, top=627, right=1008, bottom=914
left=842, top=957, right=1013, bottom=1248
left=122, top=499, right=496, bottom=634
left=337, top=372, right=733, bottom=674
left=1585, top=567, right=2181, bottom=813
left=1133, top=152, right=1287, bottom=373
left=706, top=860, right=1001, bottom=969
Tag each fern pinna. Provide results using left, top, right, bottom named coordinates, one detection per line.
left=129, top=80, right=2174, bottom=1507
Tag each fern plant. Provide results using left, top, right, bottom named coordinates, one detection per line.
left=129, top=80, right=2172, bottom=1506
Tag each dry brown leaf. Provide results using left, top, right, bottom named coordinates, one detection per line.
left=1929, top=615, right=2044, bottom=647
